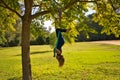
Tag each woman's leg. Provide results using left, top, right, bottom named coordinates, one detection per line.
left=56, top=39, right=64, bottom=54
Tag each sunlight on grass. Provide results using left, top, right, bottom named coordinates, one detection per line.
left=0, top=42, right=120, bottom=80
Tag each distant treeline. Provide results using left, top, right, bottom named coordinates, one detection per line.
left=0, top=14, right=120, bottom=47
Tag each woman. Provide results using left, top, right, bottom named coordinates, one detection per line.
left=55, top=28, right=70, bottom=67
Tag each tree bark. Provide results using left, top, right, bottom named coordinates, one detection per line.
left=21, top=15, right=32, bottom=80
left=21, top=0, right=33, bottom=80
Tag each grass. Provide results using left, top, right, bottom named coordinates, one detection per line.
left=0, top=42, right=120, bottom=80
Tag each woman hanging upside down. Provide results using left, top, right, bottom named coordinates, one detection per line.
left=55, top=28, right=71, bottom=67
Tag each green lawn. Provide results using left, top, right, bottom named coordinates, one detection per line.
left=0, top=42, right=120, bottom=80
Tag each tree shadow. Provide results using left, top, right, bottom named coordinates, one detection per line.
left=31, top=50, right=52, bottom=55
left=15, top=50, right=52, bottom=56
left=8, top=77, right=21, bottom=80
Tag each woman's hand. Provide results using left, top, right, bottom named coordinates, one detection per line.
left=66, top=28, right=71, bottom=33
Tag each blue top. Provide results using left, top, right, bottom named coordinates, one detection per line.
left=56, top=28, right=67, bottom=51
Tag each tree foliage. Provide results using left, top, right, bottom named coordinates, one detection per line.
left=93, top=0, right=120, bottom=37
left=76, top=14, right=120, bottom=41
left=0, top=0, right=19, bottom=45
left=30, top=18, right=50, bottom=45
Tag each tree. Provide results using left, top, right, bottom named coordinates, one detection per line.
left=30, top=18, right=50, bottom=45
left=1, top=0, right=115, bottom=80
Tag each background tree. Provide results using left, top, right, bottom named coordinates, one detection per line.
left=30, top=18, right=50, bottom=45
left=76, top=14, right=120, bottom=41
left=93, top=0, right=120, bottom=37
left=0, top=4, right=19, bottom=46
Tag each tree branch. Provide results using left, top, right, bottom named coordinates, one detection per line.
left=33, top=5, right=40, bottom=7
left=79, top=0, right=96, bottom=2
left=109, top=0, right=118, bottom=11
left=0, top=4, right=5, bottom=8
left=31, top=10, right=51, bottom=19
left=31, top=0, right=97, bottom=19
left=0, top=0, right=22, bottom=18
left=64, top=0, right=96, bottom=10
left=64, top=0, right=78, bottom=10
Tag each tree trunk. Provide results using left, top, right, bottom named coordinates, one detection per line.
left=21, top=15, right=32, bottom=80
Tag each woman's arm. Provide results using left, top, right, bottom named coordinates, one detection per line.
left=56, top=28, right=67, bottom=32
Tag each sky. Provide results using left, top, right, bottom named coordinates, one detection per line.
left=85, top=8, right=96, bottom=16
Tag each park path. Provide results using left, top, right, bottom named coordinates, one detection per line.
left=92, top=40, right=120, bottom=46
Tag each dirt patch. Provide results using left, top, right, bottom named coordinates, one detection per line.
left=92, top=40, right=120, bottom=46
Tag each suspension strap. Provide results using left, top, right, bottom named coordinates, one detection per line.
left=58, top=8, right=62, bottom=27
left=54, top=31, right=60, bottom=57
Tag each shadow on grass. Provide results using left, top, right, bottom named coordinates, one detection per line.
left=14, top=50, right=52, bottom=56
left=31, top=50, right=52, bottom=55
left=8, top=77, right=21, bottom=80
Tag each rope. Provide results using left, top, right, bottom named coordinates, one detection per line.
left=54, top=31, right=60, bottom=57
